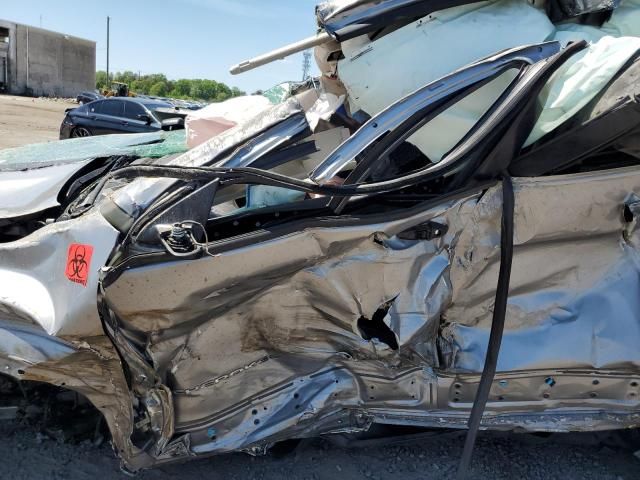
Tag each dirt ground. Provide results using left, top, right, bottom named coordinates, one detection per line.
left=0, top=95, right=74, bottom=150
left=0, top=419, right=639, bottom=480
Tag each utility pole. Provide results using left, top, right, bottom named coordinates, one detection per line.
left=106, top=16, right=110, bottom=85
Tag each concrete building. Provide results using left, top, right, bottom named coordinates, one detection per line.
left=0, top=19, right=95, bottom=97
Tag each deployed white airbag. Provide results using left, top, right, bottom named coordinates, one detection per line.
left=337, top=0, right=556, bottom=160
left=335, top=0, right=640, bottom=159
left=526, top=36, right=640, bottom=145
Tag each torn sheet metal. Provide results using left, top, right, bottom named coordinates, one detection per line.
left=102, top=194, right=476, bottom=452
left=3, top=14, right=640, bottom=470
left=0, top=322, right=150, bottom=471
left=443, top=166, right=640, bottom=372
left=101, top=167, right=640, bottom=461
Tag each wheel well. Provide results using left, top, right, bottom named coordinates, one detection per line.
left=0, top=373, right=109, bottom=444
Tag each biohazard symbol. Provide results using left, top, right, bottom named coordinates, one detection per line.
left=65, top=244, right=94, bottom=287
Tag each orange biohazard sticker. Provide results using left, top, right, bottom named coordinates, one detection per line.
left=65, top=244, right=94, bottom=287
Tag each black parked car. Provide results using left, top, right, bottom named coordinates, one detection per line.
left=76, top=90, right=104, bottom=105
left=60, top=97, right=186, bottom=139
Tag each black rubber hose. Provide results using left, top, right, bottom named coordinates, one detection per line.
left=456, top=175, right=515, bottom=479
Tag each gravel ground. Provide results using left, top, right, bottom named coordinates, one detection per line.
left=1, top=420, right=638, bottom=480
left=0, top=95, right=73, bottom=150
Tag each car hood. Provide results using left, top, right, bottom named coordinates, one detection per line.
left=0, top=161, right=92, bottom=220
left=0, top=131, right=191, bottom=220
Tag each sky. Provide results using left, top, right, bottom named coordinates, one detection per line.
left=1, top=0, right=320, bottom=93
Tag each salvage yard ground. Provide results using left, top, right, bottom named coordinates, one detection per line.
left=0, top=95, right=73, bottom=150
left=1, top=420, right=639, bottom=479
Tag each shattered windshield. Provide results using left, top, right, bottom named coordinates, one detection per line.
left=0, top=131, right=188, bottom=172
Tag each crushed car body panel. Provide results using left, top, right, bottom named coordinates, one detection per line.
left=0, top=320, right=151, bottom=470
left=0, top=211, right=118, bottom=336
left=444, top=167, right=640, bottom=372
left=102, top=171, right=640, bottom=459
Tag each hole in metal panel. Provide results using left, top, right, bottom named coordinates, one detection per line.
left=357, top=299, right=399, bottom=350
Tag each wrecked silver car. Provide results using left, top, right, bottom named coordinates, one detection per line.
left=2, top=0, right=640, bottom=474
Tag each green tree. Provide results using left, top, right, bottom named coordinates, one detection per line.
left=216, top=83, right=232, bottom=101
left=200, top=79, right=219, bottom=100
left=149, top=81, right=169, bottom=97
left=146, top=74, right=168, bottom=85
left=172, top=79, right=192, bottom=98
left=231, top=87, right=246, bottom=97
left=188, top=79, right=204, bottom=100
left=118, top=71, right=138, bottom=86
left=96, top=70, right=245, bottom=102
left=96, top=71, right=108, bottom=90
left=130, top=80, right=145, bottom=94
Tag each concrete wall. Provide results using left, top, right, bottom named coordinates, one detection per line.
left=0, top=19, right=16, bottom=92
left=0, top=19, right=95, bottom=97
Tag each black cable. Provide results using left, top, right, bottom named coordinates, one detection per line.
left=456, top=174, right=515, bottom=479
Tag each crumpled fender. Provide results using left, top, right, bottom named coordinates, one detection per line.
left=0, top=211, right=119, bottom=336
left=0, top=319, right=154, bottom=471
